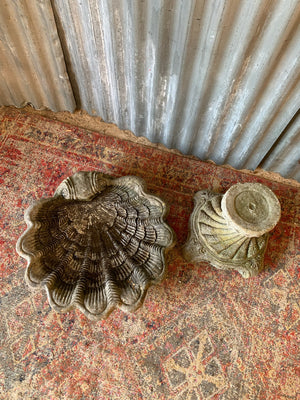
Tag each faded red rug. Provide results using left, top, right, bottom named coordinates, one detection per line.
left=0, top=107, right=299, bottom=399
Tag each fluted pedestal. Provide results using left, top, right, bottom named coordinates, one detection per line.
left=183, top=183, right=281, bottom=278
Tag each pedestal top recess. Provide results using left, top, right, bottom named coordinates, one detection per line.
left=221, top=183, right=281, bottom=237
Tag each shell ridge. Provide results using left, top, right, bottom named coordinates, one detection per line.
left=139, top=244, right=164, bottom=280
left=96, top=233, right=120, bottom=309
left=109, top=227, right=161, bottom=282
left=106, top=227, right=159, bottom=282
left=203, top=232, right=242, bottom=245
left=42, top=265, right=64, bottom=289
left=203, top=202, right=228, bottom=224
left=71, top=238, right=94, bottom=306
left=131, top=266, right=151, bottom=287
left=101, top=230, right=133, bottom=280
left=24, top=198, right=55, bottom=223
left=232, top=238, right=251, bottom=260
left=199, top=209, right=228, bottom=228
left=82, top=287, right=108, bottom=319
left=25, top=258, right=47, bottom=287
left=246, top=237, right=256, bottom=258
left=200, top=223, right=235, bottom=235
left=113, top=176, right=145, bottom=193
left=210, top=196, right=223, bottom=217
left=17, top=199, right=59, bottom=259
left=41, top=242, right=78, bottom=289
left=142, top=250, right=165, bottom=279
left=119, top=281, right=143, bottom=310
left=247, top=237, right=259, bottom=256
left=218, top=237, right=249, bottom=259
left=50, top=280, right=75, bottom=307
left=108, top=232, right=139, bottom=280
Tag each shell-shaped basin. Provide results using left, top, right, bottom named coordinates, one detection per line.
left=16, top=172, right=175, bottom=320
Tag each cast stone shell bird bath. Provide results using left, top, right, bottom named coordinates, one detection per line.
left=16, top=172, right=175, bottom=320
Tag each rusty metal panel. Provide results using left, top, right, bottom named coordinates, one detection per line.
left=0, top=0, right=75, bottom=111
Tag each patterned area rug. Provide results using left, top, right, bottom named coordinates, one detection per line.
left=0, top=107, right=299, bottom=400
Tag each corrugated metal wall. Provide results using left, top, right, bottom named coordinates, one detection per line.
left=0, top=0, right=299, bottom=181
left=0, top=0, right=75, bottom=111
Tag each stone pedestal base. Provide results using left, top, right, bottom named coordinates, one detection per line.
left=183, top=184, right=281, bottom=278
